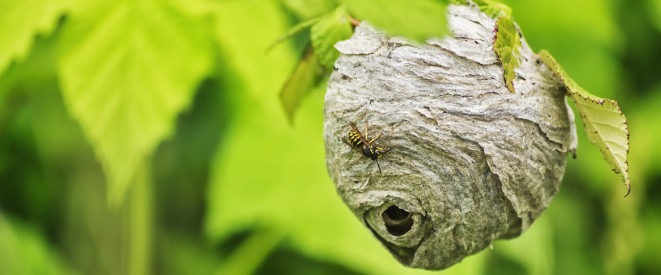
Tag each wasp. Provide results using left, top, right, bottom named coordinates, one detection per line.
left=346, top=122, right=391, bottom=173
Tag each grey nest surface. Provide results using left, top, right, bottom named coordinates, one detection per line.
left=323, top=4, right=577, bottom=270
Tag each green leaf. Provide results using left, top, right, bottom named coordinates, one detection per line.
left=540, top=50, right=631, bottom=196
left=211, top=0, right=298, bottom=102
left=0, top=0, right=68, bottom=76
left=493, top=16, right=520, bottom=93
left=455, top=0, right=518, bottom=93
left=342, top=0, right=447, bottom=41
left=57, top=0, right=213, bottom=206
left=206, top=0, right=298, bottom=242
left=280, top=46, right=325, bottom=123
left=310, top=5, right=353, bottom=69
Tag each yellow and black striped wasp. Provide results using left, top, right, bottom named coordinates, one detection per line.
left=346, top=122, right=391, bottom=173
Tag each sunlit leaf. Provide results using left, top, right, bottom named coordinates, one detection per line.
left=280, top=46, right=325, bottom=123
left=540, top=50, right=631, bottom=196
left=454, top=0, right=519, bottom=93
left=0, top=213, right=75, bottom=275
left=57, top=0, right=213, bottom=206
left=211, top=0, right=298, bottom=103
left=0, top=0, right=68, bottom=76
left=493, top=16, right=520, bottom=93
left=275, top=4, right=352, bottom=121
left=310, top=5, right=353, bottom=69
left=206, top=0, right=295, bottom=241
left=342, top=0, right=447, bottom=41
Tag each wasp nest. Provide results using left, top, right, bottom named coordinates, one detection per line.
left=323, top=4, right=578, bottom=270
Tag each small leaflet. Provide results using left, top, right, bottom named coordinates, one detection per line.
left=279, top=46, right=325, bottom=123
left=454, top=0, right=519, bottom=93
left=540, top=50, right=631, bottom=197
left=493, top=16, right=520, bottom=93
left=310, top=5, right=354, bottom=69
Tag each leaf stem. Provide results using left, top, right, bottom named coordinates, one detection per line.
left=129, top=162, right=153, bottom=275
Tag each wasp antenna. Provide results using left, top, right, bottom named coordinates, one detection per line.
left=376, top=159, right=382, bottom=173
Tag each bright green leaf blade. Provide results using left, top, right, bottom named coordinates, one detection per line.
left=211, top=0, right=298, bottom=104
left=58, top=0, right=213, bottom=206
left=0, top=0, right=68, bottom=76
left=342, top=0, right=447, bottom=41
left=206, top=0, right=298, bottom=242
left=280, top=46, right=325, bottom=122
left=493, top=16, right=521, bottom=93
left=310, top=5, right=353, bottom=69
left=540, top=50, right=631, bottom=196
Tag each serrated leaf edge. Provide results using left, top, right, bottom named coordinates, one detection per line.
left=539, top=50, right=631, bottom=197
left=493, top=16, right=520, bottom=93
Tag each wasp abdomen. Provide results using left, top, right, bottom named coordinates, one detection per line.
left=349, top=131, right=364, bottom=148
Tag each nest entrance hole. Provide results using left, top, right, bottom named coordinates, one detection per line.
left=382, top=206, right=414, bottom=236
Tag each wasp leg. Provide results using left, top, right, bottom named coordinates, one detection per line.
left=368, top=133, right=383, bottom=144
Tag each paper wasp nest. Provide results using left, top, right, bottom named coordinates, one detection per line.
left=323, top=4, right=578, bottom=270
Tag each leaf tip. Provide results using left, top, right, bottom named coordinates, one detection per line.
left=278, top=46, right=324, bottom=125
left=624, top=181, right=631, bottom=197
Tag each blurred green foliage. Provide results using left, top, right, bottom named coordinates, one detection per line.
left=0, top=0, right=659, bottom=275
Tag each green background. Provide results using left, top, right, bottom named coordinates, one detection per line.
left=1, top=0, right=659, bottom=274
